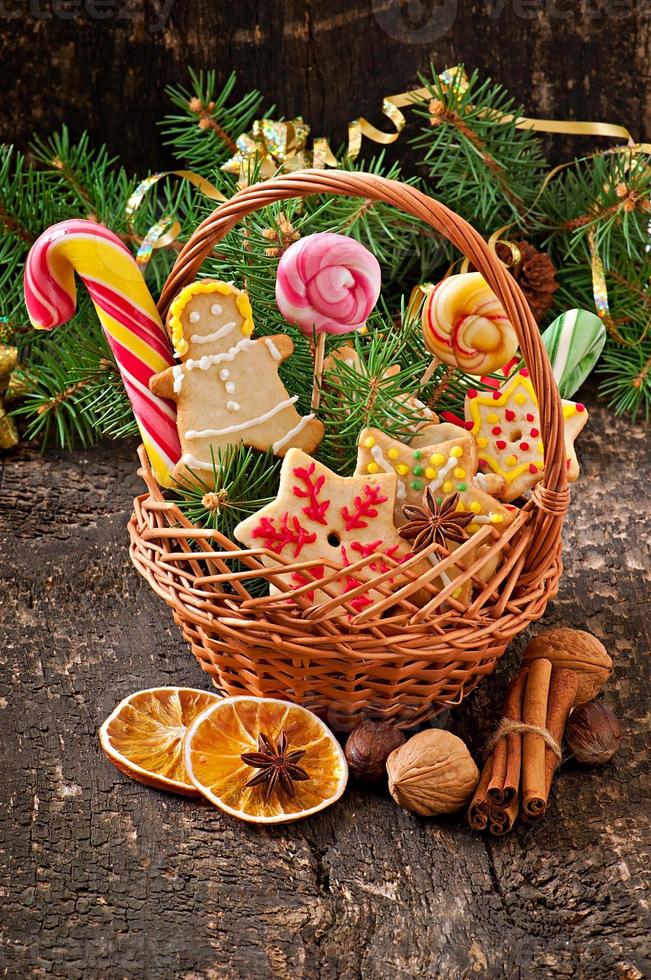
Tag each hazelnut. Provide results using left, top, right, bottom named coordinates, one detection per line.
left=345, top=721, right=405, bottom=783
left=566, top=702, right=622, bottom=765
left=522, top=628, right=612, bottom=704
left=386, top=729, right=479, bottom=816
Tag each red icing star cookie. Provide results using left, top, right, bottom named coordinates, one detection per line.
left=464, top=368, right=588, bottom=502
left=234, top=449, right=433, bottom=612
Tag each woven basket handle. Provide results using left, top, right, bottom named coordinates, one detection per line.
left=157, top=170, right=568, bottom=570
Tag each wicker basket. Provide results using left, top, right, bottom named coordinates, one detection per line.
left=129, top=169, right=569, bottom=731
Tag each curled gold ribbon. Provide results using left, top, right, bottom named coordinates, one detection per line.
left=125, top=170, right=226, bottom=266
left=587, top=228, right=650, bottom=348
left=128, top=62, right=651, bottom=320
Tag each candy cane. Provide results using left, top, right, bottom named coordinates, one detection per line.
left=24, top=219, right=181, bottom=486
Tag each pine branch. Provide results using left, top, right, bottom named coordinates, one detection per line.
left=30, top=127, right=133, bottom=229
left=599, top=335, right=651, bottom=422
left=411, top=66, right=547, bottom=231
left=536, top=150, right=651, bottom=268
left=161, top=69, right=267, bottom=174
left=12, top=329, right=106, bottom=447
left=169, top=443, right=280, bottom=536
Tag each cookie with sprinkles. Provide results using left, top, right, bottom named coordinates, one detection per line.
left=410, top=421, right=506, bottom=498
left=464, top=368, right=588, bottom=502
left=234, top=448, right=440, bottom=612
left=149, top=280, right=324, bottom=482
left=354, top=426, right=514, bottom=582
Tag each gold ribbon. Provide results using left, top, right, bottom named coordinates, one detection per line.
left=222, top=100, right=409, bottom=180
left=587, top=228, right=650, bottom=348
left=129, top=64, right=651, bottom=333
left=125, top=170, right=226, bottom=266
left=0, top=343, right=20, bottom=449
left=222, top=117, right=312, bottom=182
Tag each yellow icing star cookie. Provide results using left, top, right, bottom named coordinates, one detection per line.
left=464, top=368, right=588, bottom=502
left=410, top=421, right=506, bottom=498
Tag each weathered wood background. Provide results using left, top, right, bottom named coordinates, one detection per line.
left=1, top=388, right=649, bottom=979
left=0, top=0, right=649, bottom=170
left=1, top=4, right=651, bottom=977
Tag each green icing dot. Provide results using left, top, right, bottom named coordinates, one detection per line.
left=457, top=482, right=467, bottom=491
left=410, top=479, right=424, bottom=491
left=412, top=449, right=422, bottom=459
left=413, top=465, right=423, bottom=476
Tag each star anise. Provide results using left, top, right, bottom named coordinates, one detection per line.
left=241, top=731, right=310, bottom=801
left=399, top=489, right=474, bottom=553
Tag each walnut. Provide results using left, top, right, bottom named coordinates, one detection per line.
left=522, top=628, right=612, bottom=705
left=385, top=729, right=479, bottom=816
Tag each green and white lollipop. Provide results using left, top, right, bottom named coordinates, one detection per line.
left=541, top=309, right=606, bottom=399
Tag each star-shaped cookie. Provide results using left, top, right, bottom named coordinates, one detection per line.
left=234, top=448, right=435, bottom=612
left=354, top=427, right=515, bottom=583
left=464, top=368, right=588, bottom=502
left=409, top=421, right=506, bottom=497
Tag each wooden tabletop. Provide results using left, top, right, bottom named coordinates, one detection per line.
left=1, top=389, right=649, bottom=979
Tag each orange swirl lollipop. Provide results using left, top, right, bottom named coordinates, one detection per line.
left=421, top=272, right=518, bottom=375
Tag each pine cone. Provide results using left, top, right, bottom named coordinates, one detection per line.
left=496, top=241, right=559, bottom=324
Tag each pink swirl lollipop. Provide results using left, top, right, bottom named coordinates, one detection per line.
left=275, top=232, right=381, bottom=336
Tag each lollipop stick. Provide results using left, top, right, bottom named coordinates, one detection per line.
left=418, top=355, right=442, bottom=390
left=311, top=332, right=326, bottom=412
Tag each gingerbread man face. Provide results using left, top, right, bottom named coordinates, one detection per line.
left=149, top=281, right=324, bottom=481
left=464, top=368, right=588, bottom=502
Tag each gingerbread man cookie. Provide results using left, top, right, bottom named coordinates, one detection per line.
left=464, top=368, right=588, bottom=502
left=234, top=449, right=459, bottom=612
left=149, top=281, right=324, bottom=481
left=354, top=427, right=515, bottom=582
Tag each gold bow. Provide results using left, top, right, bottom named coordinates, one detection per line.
left=0, top=343, right=20, bottom=449
left=222, top=117, right=312, bottom=183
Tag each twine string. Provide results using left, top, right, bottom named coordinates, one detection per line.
left=485, top=717, right=562, bottom=760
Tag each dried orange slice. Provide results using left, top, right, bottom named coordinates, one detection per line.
left=99, top=687, right=219, bottom=796
left=184, top=696, right=348, bottom=823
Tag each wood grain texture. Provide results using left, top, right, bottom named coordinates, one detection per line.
left=0, top=1, right=648, bottom=171
left=1, top=387, right=649, bottom=979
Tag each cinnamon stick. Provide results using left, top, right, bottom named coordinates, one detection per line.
left=468, top=757, right=493, bottom=831
left=521, top=657, right=553, bottom=820
left=544, top=668, right=578, bottom=796
left=487, top=668, right=528, bottom=806
left=488, top=797, right=519, bottom=836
